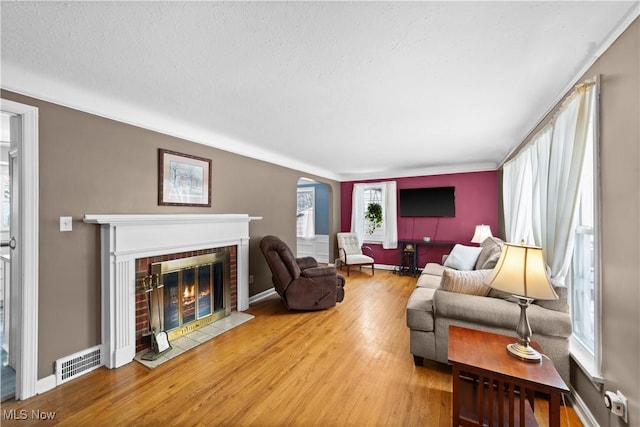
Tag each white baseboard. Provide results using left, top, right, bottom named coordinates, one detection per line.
left=374, top=264, right=398, bottom=271
left=36, top=375, right=56, bottom=395
left=249, top=287, right=277, bottom=305
left=570, top=388, right=599, bottom=427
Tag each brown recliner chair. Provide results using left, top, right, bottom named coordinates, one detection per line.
left=260, top=235, right=345, bottom=310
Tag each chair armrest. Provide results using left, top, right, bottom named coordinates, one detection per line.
left=296, top=257, right=318, bottom=270
left=301, top=266, right=337, bottom=278
left=339, top=247, right=348, bottom=263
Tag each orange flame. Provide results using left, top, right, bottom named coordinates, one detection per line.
left=183, top=285, right=195, bottom=299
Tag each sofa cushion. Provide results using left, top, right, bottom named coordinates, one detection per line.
left=440, top=269, right=492, bottom=296
left=443, top=244, right=482, bottom=270
left=422, top=262, right=446, bottom=276
left=406, top=287, right=436, bottom=332
left=474, top=237, right=504, bottom=270
left=416, top=272, right=442, bottom=289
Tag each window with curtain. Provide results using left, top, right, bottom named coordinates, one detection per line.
left=363, top=185, right=384, bottom=241
left=351, top=181, right=398, bottom=249
left=502, top=78, right=600, bottom=380
left=296, top=186, right=315, bottom=239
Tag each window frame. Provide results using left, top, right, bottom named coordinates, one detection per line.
left=569, top=81, right=603, bottom=387
left=361, top=184, right=385, bottom=244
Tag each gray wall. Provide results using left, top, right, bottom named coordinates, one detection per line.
left=0, top=89, right=340, bottom=379
left=503, top=18, right=639, bottom=427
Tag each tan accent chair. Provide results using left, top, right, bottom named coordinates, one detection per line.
left=336, top=232, right=375, bottom=276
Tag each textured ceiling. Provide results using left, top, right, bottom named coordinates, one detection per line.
left=1, top=2, right=638, bottom=181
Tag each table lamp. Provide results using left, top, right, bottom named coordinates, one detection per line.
left=471, top=224, right=493, bottom=244
left=484, top=242, right=558, bottom=362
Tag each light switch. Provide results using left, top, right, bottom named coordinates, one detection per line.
left=60, top=216, right=73, bottom=232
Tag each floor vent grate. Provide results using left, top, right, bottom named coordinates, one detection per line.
left=55, top=345, right=102, bottom=385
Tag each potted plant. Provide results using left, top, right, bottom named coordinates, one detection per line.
left=364, top=202, right=383, bottom=234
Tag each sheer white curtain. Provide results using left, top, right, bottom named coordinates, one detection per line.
left=502, top=81, right=596, bottom=284
left=350, top=181, right=398, bottom=249
left=299, top=210, right=315, bottom=239
left=535, top=85, right=595, bottom=284
left=381, top=181, right=398, bottom=249
left=350, top=184, right=366, bottom=243
left=503, top=147, right=534, bottom=244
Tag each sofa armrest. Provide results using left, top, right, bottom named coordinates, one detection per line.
left=434, top=290, right=572, bottom=338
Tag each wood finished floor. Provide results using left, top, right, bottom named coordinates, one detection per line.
left=0, top=270, right=582, bottom=426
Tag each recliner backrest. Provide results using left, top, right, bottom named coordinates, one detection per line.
left=260, top=235, right=301, bottom=293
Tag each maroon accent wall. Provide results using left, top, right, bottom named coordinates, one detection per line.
left=340, top=171, right=499, bottom=266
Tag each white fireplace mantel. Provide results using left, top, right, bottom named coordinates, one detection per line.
left=84, top=213, right=261, bottom=368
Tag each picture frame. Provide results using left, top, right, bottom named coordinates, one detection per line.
left=158, top=149, right=212, bottom=207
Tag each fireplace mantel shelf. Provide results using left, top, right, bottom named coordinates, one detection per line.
left=84, top=213, right=262, bottom=225
left=84, top=213, right=260, bottom=369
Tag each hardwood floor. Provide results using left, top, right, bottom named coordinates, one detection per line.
left=0, top=270, right=581, bottom=426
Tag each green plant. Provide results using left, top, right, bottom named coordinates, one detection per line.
left=364, top=202, right=383, bottom=234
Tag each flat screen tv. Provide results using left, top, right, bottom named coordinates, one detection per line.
left=399, top=186, right=455, bottom=217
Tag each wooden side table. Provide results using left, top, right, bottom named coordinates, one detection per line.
left=448, top=326, right=569, bottom=427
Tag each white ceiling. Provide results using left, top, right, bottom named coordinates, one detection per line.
left=1, top=2, right=638, bottom=181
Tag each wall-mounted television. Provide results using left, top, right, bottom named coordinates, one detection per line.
left=399, top=186, right=455, bottom=217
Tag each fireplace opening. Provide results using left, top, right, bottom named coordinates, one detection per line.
left=135, top=246, right=238, bottom=353
left=147, top=252, right=231, bottom=342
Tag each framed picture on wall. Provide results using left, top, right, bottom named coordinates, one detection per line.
left=158, top=149, right=212, bottom=207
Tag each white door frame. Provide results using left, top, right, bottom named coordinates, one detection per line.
left=1, top=98, right=39, bottom=400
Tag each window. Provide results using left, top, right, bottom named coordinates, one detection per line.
left=351, top=181, right=397, bottom=249
left=362, top=184, right=384, bottom=242
left=296, top=186, right=315, bottom=238
left=570, top=100, right=602, bottom=381
left=502, top=79, right=600, bottom=382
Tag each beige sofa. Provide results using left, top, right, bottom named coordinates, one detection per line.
left=405, top=237, right=572, bottom=384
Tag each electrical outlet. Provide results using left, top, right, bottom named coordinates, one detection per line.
left=605, top=390, right=628, bottom=423
left=60, top=216, right=73, bottom=232
left=618, top=391, right=628, bottom=424
left=249, top=275, right=254, bottom=285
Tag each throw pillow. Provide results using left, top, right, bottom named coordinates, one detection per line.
left=443, top=244, right=482, bottom=271
left=440, top=269, right=492, bottom=296
left=480, top=251, right=502, bottom=270
left=474, top=237, right=504, bottom=270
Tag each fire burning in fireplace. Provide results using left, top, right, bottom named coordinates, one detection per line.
left=136, top=250, right=234, bottom=350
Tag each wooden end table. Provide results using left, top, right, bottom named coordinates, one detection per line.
left=448, top=326, right=569, bottom=427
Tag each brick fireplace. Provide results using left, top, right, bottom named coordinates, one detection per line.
left=83, top=214, right=260, bottom=369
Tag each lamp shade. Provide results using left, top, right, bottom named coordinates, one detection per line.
left=484, top=242, right=558, bottom=300
left=471, top=224, right=493, bottom=244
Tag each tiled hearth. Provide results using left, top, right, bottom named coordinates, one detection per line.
left=134, top=311, right=254, bottom=368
